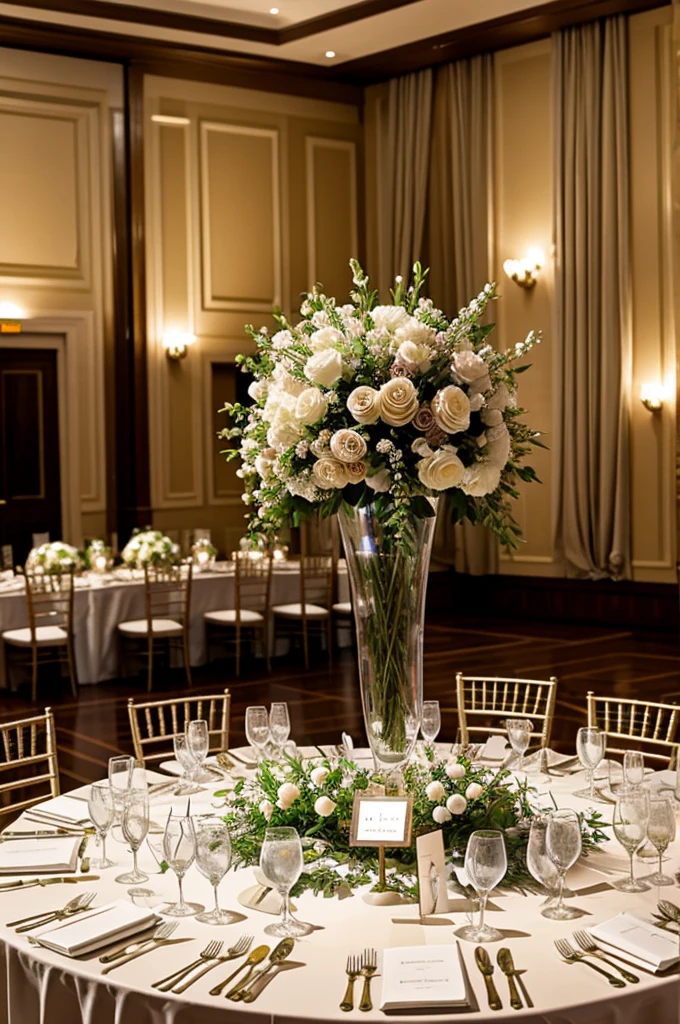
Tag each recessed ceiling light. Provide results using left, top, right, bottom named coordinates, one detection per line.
left=325, top=50, right=336, bottom=58
left=269, top=6, right=279, bottom=12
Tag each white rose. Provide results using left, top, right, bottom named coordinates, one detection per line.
left=446, top=794, right=467, bottom=815
left=432, top=386, right=471, bottom=434
left=310, top=326, right=345, bottom=352
left=452, top=350, right=488, bottom=384
left=347, top=386, right=381, bottom=425
left=481, top=408, right=503, bottom=427
left=314, top=796, right=337, bottom=817
left=396, top=340, right=432, bottom=372
left=445, top=762, right=466, bottom=780
left=465, top=782, right=483, bottom=801
left=366, top=467, right=390, bottom=492
left=379, top=377, right=419, bottom=426
left=461, top=462, right=502, bottom=497
left=330, top=429, right=367, bottom=464
left=310, top=766, right=329, bottom=787
left=305, top=349, right=343, bottom=388
left=248, top=379, right=267, bottom=401
left=426, top=781, right=446, bottom=802
left=259, top=799, right=274, bottom=821
left=432, top=806, right=452, bottom=824
left=371, top=305, right=410, bottom=332
left=312, top=458, right=348, bottom=490
left=276, top=782, right=300, bottom=810
left=346, top=461, right=367, bottom=483
left=417, top=449, right=465, bottom=491
left=295, top=388, right=328, bottom=425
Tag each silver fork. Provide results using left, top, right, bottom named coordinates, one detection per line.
left=554, top=939, right=625, bottom=987
left=13, top=891, right=96, bottom=932
left=152, top=939, right=226, bottom=991
left=339, top=954, right=361, bottom=1012
left=572, top=931, right=639, bottom=984
left=8, top=891, right=93, bottom=929
left=101, top=922, right=179, bottom=974
left=170, top=935, right=255, bottom=994
left=358, top=948, right=378, bottom=1012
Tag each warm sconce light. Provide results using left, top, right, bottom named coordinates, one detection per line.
left=640, top=382, right=665, bottom=413
left=163, top=330, right=196, bottom=361
left=503, top=248, right=544, bottom=289
left=0, top=301, right=26, bottom=334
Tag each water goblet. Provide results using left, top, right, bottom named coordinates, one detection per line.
left=544, top=809, right=582, bottom=919
left=173, top=734, right=203, bottom=796
left=505, top=718, right=532, bottom=772
left=116, top=787, right=150, bottom=886
left=245, top=706, right=271, bottom=762
left=624, top=751, right=645, bottom=788
left=421, top=701, right=441, bottom=750
left=574, top=727, right=605, bottom=801
left=259, top=826, right=313, bottom=937
left=87, top=780, right=116, bottom=869
left=194, top=817, right=238, bottom=924
left=454, top=830, right=507, bottom=942
left=646, top=796, right=676, bottom=886
left=526, top=815, right=560, bottom=909
left=162, top=812, right=204, bottom=917
left=613, top=789, right=651, bottom=892
left=269, top=703, right=291, bottom=757
left=187, top=719, right=210, bottom=782
left=108, top=754, right=134, bottom=840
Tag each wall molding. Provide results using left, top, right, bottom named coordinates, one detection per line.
left=305, top=136, right=358, bottom=290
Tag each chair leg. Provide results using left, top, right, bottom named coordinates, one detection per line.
left=31, top=645, right=38, bottom=703
left=66, top=639, right=78, bottom=697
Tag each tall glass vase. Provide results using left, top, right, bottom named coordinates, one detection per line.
left=338, top=500, right=438, bottom=771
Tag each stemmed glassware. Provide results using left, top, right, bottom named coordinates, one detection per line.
left=574, top=727, right=606, bottom=801
left=645, top=796, right=675, bottom=886
left=612, top=789, right=651, bottom=892
left=544, top=809, right=582, bottom=919
left=455, top=830, right=507, bottom=943
left=505, top=719, right=532, bottom=772
left=421, top=701, right=441, bottom=750
left=187, top=719, right=210, bottom=782
left=194, top=817, right=238, bottom=924
left=623, top=751, right=645, bottom=787
left=116, top=787, right=150, bottom=886
left=108, top=754, right=134, bottom=841
left=526, top=815, right=560, bottom=909
left=173, top=734, right=203, bottom=796
left=269, top=703, right=291, bottom=757
left=162, top=811, right=204, bottom=917
left=246, top=706, right=271, bottom=762
left=259, top=826, right=313, bottom=937
left=88, top=780, right=116, bottom=869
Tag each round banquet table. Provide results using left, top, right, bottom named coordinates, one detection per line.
left=1, top=756, right=679, bottom=1024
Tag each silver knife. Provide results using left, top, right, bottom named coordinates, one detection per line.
left=0, top=875, right=99, bottom=891
left=101, top=938, right=189, bottom=974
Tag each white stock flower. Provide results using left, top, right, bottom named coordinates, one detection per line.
left=255, top=448, right=277, bottom=480
left=432, top=806, right=452, bottom=824
left=396, top=339, right=432, bottom=372
left=465, top=782, right=483, bottom=801
left=312, top=458, right=349, bottom=490
left=276, top=782, right=301, bottom=810
left=461, top=463, right=502, bottom=497
left=345, top=461, right=367, bottom=483
left=330, top=429, right=367, bottom=463
left=310, top=766, right=329, bottom=787
left=259, top=799, right=274, bottom=820
left=310, top=326, right=345, bottom=352
left=248, top=379, right=267, bottom=401
left=432, top=386, right=471, bottom=434
left=314, top=796, right=337, bottom=817
left=379, top=377, right=419, bottom=426
left=347, top=386, right=381, bottom=425
left=272, top=363, right=307, bottom=397
left=304, top=349, right=343, bottom=388
left=295, top=388, right=328, bottom=425
left=371, top=305, right=410, bottom=332
left=271, top=329, right=294, bottom=350
left=267, top=419, right=301, bottom=452
left=452, top=350, right=488, bottom=384
left=446, top=794, right=467, bottom=815
left=366, top=468, right=390, bottom=492
left=426, top=781, right=446, bottom=802
left=417, top=448, right=465, bottom=491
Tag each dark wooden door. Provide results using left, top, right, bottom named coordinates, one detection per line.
left=0, top=348, right=61, bottom=565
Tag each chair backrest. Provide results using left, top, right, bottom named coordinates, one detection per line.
left=144, top=562, right=192, bottom=626
left=587, top=691, right=680, bottom=766
left=300, top=555, right=333, bottom=609
left=234, top=552, right=273, bottom=616
left=127, top=690, right=231, bottom=766
left=455, top=673, right=558, bottom=748
left=24, top=569, right=75, bottom=637
left=0, top=707, right=60, bottom=818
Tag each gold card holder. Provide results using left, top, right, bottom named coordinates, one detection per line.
left=350, top=793, right=413, bottom=888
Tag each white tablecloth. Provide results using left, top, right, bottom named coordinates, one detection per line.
left=1, top=760, right=679, bottom=1023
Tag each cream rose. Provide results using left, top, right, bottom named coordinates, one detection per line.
left=417, top=448, right=465, bottom=491
left=446, top=794, right=467, bottom=815
left=312, top=458, right=348, bottom=490
left=330, top=429, right=367, bottom=464
left=432, top=386, right=471, bottom=434
left=314, top=796, right=337, bottom=817
left=304, top=349, right=343, bottom=388
left=295, top=388, right=328, bottom=425
left=379, top=377, right=419, bottom=427
left=259, top=799, right=274, bottom=821
left=346, top=461, right=367, bottom=483
left=426, top=781, right=446, bottom=802
left=276, top=782, right=300, bottom=810
left=347, top=386, right=381, bottom=425
left=432, top=806, right=452, bottom=824
left=452, top=350, right=488, bottom=384
left=310, top=326, right=345, bottom=352
left=465, top=782, right=483, bottom=801
left=445, top=762, right=466, bottom=780
left=310, top=766, right=330, bottom=787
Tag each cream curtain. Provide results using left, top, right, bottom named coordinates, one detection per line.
left=552, top=17, right=632, bottom=579
left=427, top=55, right=498, bottom=574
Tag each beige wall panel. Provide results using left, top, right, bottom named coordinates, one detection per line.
left=166, top=364, right=197, bottom=495
left=494, top=43, right=555, bottom=574
left=160, top=124, right=189, bottom=326
left=306, top=138, right=358, bottom=296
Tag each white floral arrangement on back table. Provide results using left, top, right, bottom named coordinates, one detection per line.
left=120, top=529, right=181, bottom=569
left=222, top=261, right=543, bottom=544
left=25, top=542, right=83, bottom=574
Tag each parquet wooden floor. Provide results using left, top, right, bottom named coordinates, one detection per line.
left=2, top=613, right=679, bottom=793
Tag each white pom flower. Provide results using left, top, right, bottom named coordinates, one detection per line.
left=465, top=782, right=483, bottom=801
left=276, top=782, right=301, bottom=810
left=426, top=781, right=446, bottom=802
left=445, top=762, right=466, bottom=780
left=432, top=806, right=452, bottom=824
left=259, top=799, right=274, bottom=821
left=314, top=796, right=337, bottom=817
left=446, top=794, right=467, bottom=815
left=310, top=766, right=330, bottom=787
left=304, top=349, right=343, bottom=388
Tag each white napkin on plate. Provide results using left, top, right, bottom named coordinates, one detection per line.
left=0, top=835, right=80, bottom=874
left=590, top=913, right=680, bottom=972
left=35, top=900, right=158, bottom=956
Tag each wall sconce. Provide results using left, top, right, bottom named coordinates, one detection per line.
left=163, top=330, right=196, bottom=361
left=0, top=301, right=26, bottom=333
left=503, top=248, right=544, bottom=289
left=640, top=382, right=665, bottom=413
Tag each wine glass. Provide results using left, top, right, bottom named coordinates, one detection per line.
left=245, top=706, right=270, bottom=762
left=574, top=727, right=605, bottom=800
left=194, top=817, right=238, bottom=924
left=455, top=830, right=507, bottom=942
left=505, top=719, right=532, bottom=772
left=544, top=810, right=582, bottom=919
left=645, top=796, right=675, bottom=886
left=269, top=703, right=291, bottom=757
left=526, top=815, right=560, bottom=909
left=421, top=701, right=441, bottom=750
left=187, top=719, right=210, bottom=782
left=162, top=812, right=204, bottom=917
left=173, top=734, right=203, bottom=795
left=116, top=787, right=150, bottom=885
left=259, top=826, right=313, bottom=937
left=87, top=780, right=116, bottom=869
left=624, top=751, right=645, bottom=788
left=612, top=789, right=651, bottom=892
left=108, top=754, right=133, bottom=840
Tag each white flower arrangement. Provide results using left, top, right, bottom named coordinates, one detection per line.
left=25, top=542, right=83, bottom=574
left=223, top=260, right=542, bottom=546
left=120, top=529, right=180, bottom=569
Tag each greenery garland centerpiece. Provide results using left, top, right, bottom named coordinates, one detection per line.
left=220, top=753, right=608, bottom=900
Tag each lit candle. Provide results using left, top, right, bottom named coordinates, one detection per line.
left=94, top=554, right=108, bottom=572
left=197, top=549, right=210, bottom=565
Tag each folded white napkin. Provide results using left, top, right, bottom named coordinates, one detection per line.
left=0, top=835, right=80, bottom=874
left=590, top=913, right=680, bottom=973
left=35, top=900, right=157, bottom=956
left=26, top=796, right=92, bottom=826
left=480, top=735, right=510, bottom=761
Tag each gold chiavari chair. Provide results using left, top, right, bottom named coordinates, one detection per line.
left=455, top=673, right=558, bottom=750
left=127, top=690, right=231, bottom=768
left=1, top=570, right=77, bottom=702
left=204, top=552, right=273, bottom=676
left=117, top=562, right=193, bottom=692
left=0, top=708, right=59, bottom=821
left=272, top=554, right=333, bottom=670
left=587, top=691, right=680, bottom=768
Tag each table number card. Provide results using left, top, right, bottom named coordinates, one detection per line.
left=350, top=794, right=413, bottom=848
left=416, top=829, right=451, bottom=917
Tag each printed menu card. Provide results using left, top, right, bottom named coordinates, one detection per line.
left=380, top=945, right=469, bottom=1011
